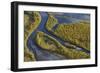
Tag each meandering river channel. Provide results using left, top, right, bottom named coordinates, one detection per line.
left=27, top=12, right=90, bottom=61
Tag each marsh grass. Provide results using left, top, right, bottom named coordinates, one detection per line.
left=24, top=11, right=41, bottom=62
left=54, top=21, right=90, bottom=51
left=45, top=14, right=90, bottom=51
left=45, top=14, right=58, bottom=31
left=35, top=31, right=90, bottom=59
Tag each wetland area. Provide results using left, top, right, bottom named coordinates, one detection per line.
left=24, top=11, right=90, bottom=62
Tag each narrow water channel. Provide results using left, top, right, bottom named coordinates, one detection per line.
left=27, top=12, right=67, bottom=61
left=27, top=12, right=90, bottom=61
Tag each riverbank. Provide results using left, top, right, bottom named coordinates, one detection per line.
left=24, top=11, right=41, bottom=62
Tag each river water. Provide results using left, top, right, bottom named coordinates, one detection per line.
left=27, top=12, right=90, bottom=61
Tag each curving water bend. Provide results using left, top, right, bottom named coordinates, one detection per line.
left=27, top=12, right=90, bottom=61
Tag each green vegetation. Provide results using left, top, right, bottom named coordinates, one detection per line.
left=45, top=15, right=90, bottom=51
left=24, top=12, right=90, bottom=61
left=53, top=21, right=90, bottom=51
left=24, top=48, right=36, bottom=61
left=45, top=14, right=58, bottom=31
left=24, top=11, right=41, bottom=62
left=35, top=31, right=90, bottom=59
